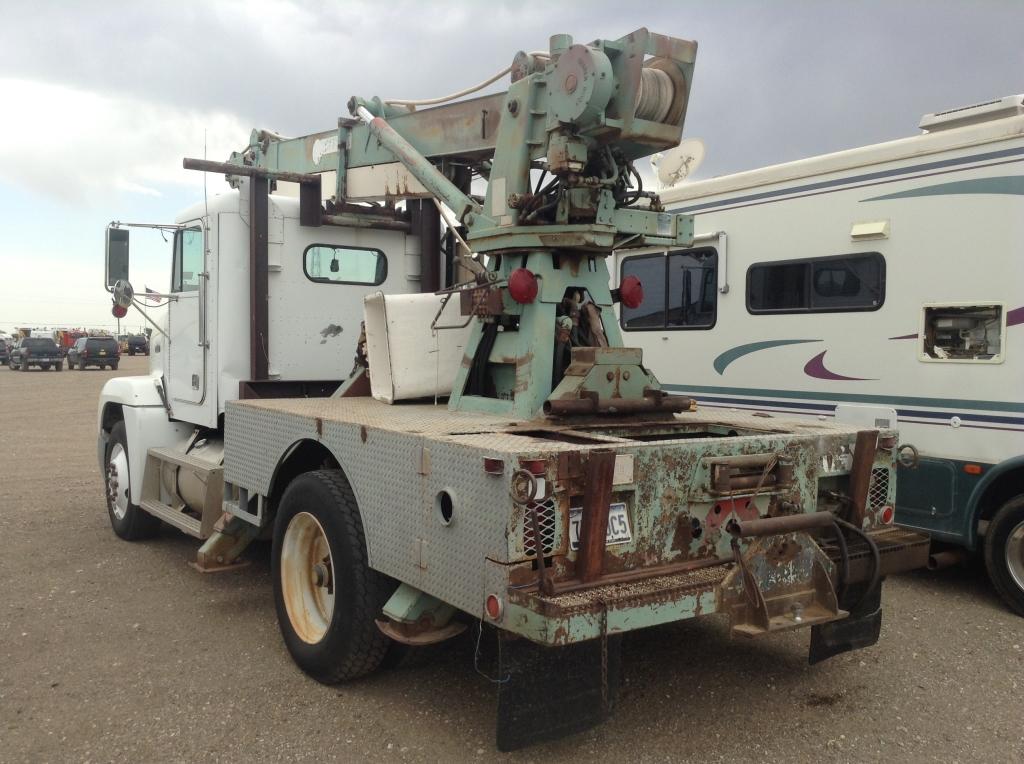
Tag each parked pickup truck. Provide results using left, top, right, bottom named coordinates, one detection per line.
left=9, top=337, right=64, bottom=371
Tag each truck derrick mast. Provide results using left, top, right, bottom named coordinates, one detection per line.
left=99, top=29, right=930, bottom=750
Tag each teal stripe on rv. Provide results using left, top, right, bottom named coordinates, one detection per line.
left=862, top=175, right=1024, bottom=201
left=713, top=339, right=821, bottom=375
left=662, top=383, right=1024, bottom=414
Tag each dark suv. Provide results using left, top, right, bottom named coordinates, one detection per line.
left=67, top=336, right=120, bottom=370
left=126, top=335, right=149, bottom=355
left=10, top=337, right=64, bottom=371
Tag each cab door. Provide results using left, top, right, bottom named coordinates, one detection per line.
left=168, top=222, right=207, bottom=404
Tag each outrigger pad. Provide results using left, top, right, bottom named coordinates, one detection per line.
left=808, top=583, right=883, bottom=665
left=495, top=634, right=622, bottom=752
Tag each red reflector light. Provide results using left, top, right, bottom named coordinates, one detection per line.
left=619, top=274, right=644, bottom=309
left=880, top=506, right=894, bottom=525
left=485, top=594, right=503, bottom=621
left=963, top=463, right=983, bottom=475
left=483, top=457, right=504, bottom=475
left=508, top=268, right=538, bottom=304
left=520, top=458, right=546, bottom=476
left=111, top=304, right=128, bottom=319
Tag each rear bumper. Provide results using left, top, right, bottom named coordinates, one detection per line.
left=503, top=526, right=930, bottom=646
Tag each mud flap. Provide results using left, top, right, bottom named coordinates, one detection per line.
left=495, top=633, right=621, bottom=752
left=808, top=582, right=883, bottom=665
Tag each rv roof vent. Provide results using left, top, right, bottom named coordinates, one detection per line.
left=919, top=94, right=1024, bottom=132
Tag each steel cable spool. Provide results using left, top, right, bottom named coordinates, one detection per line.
left=634, top=60, right=689, bottom=125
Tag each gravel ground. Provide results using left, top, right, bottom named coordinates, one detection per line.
left=1, top=356, right=1022, bottom=763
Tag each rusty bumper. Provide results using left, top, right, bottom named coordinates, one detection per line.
left=501, top=525, right=930, bottom=646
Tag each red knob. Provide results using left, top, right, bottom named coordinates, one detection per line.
left=508, top=267, right=539, bottom=304
left=619, top=275, right=644, bottom=309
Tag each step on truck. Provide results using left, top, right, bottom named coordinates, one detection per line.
left=97, top=28, right=929, bottom=750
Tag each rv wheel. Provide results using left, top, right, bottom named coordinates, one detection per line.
left=272, top=469, right=394, bottom=683
left=984, top=495, right=1024, bottom=617
left=104, top=421, right=161, bottom=540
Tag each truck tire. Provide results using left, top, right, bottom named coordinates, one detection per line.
left=984, top=495, right=1024, bottom=617
left=111, top=361, right=119, bottom=371
left=272, top=469, right=392, bottom=684
left=104, top=421, right=161, bottom=540
left=55, top=361, right=63, bottom=371
left=21, top=361, right=29, bottom=372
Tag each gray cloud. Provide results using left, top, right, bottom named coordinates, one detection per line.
left=1, top=0, right=1021, bottom=178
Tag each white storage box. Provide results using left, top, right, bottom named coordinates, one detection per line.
left=363, top=291, right=474, bottom=404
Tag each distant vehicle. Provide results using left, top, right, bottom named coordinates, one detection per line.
left=0, top=340, right=10, bottom=366
left=117, top=334, right=130, bottom=354
left=9, top=337, right=64, bottom=371
left=126, top=335, right=149, bottom=355
left=67, top=336, right=120, bottom=370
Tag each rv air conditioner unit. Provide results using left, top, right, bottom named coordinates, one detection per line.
left=919, top=94, right=1024, bottom=132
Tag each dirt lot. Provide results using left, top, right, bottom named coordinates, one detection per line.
left=1, top=355, right=1022, bottom=762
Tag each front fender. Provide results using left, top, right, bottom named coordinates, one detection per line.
left=97, top=374, right=192, bottom=504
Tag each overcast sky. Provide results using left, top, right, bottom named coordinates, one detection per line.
left=0, top=0, right=1021, bottom=333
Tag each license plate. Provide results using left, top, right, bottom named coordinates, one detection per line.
left=568, top=502, right=632, bottom=551
left=99, top=350, right=107, bottom=355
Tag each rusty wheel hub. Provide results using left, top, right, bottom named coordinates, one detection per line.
left=280, top=511, right=336, bottom=644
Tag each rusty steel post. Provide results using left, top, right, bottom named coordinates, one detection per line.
left=576, top=450, right=616, bottom=583
left=249, top=176, right=269, bottom=381
left=848, top=430, right=879, bottom=526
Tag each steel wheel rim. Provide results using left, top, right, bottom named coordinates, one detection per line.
left=109, top=443, right=130, bottom=520
left=281, top=511, right=336, bottom=644
left=1006, top=519, right=1024, bottom=593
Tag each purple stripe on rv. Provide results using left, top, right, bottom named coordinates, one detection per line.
left=802, top=351, right=876, bottom=381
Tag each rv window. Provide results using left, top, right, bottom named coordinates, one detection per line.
left=921, top=304, right=1004, bottom=363
left=747, top=252, right=884, bottom=314
left=303, top=245, right=387, bottom=286
left=171, top=227, right=203, bottom=293
left=667, top=250, right=717, bottom=328
left=620, top=254, right=667, bottom=329
left=621, top=248, right=717, bottom=330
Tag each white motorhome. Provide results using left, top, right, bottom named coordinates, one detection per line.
left=615, top=94, right=1024, bottom=614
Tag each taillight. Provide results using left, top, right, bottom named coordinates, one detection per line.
left=520, top=458, right=546, bottom=476
left=485, top=594, right=504, bottom=621
left=880, top=506, right=895, bottom=525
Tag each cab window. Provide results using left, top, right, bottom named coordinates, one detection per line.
left=303, top=245, right=387, bottom=286
left=172, top=227, right=204, bottom=293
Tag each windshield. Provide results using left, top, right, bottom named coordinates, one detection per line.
left=24, top=338, right=57, bottom=350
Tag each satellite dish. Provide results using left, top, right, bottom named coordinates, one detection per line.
left=652, top=138, right=706, bottom=188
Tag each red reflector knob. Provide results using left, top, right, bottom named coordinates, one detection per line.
left=619, top=275, right=644, bottom=309
left=485, top=594, right=503, bottom=621
left=111, top=304, right=128, bottom=319
left=508, top=268, right=538, bottom=304
left=880, top=506, right=894, bottom=525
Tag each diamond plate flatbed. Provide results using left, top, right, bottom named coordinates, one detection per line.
left=224, top=396, right=925, bottom=645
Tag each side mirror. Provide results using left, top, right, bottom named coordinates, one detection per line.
left=105, top=227, right=130, bottom=290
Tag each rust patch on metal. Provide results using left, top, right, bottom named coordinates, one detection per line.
left=315, top=417, right=323, bottom=439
